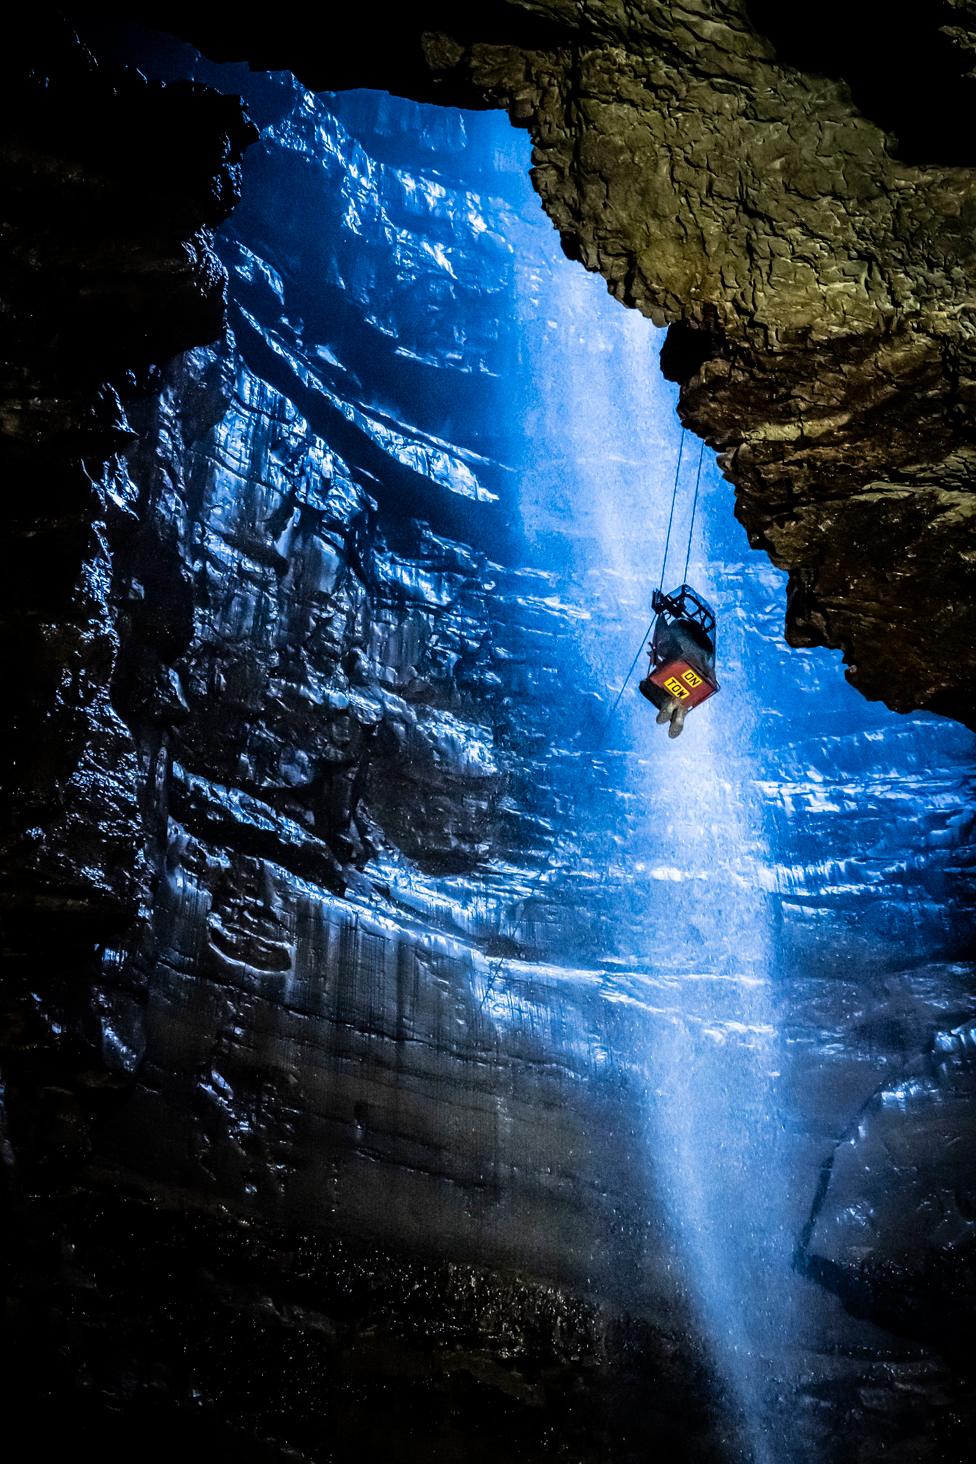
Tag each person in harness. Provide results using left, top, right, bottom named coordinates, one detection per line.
left=638, top=584, right=719, bottom=738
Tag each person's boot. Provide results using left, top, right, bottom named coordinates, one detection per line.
left=656, top=697, right=676, bottom=726
left=668, top=703, right=687, bottom=738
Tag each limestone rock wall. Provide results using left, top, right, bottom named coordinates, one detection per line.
left=0, top=56, right=721, bottom=1462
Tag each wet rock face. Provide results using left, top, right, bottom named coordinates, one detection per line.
left=118, top=0, right=976, bottom=727
left=0, top=16, right=255, bottom=932
left=105, top=265, right=645, bottom=1292
left=0, top=58, right=724, bottom=1461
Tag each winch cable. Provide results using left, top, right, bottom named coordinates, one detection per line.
left=478, top=428, right=696, bottom=1014
left=657, top=426, right=685, bottom=592
left=681, top=437, right=706, bottom=585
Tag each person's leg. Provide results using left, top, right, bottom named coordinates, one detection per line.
left=668, top=703, right=687, bottom=738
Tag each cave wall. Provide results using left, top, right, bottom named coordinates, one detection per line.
left=0, top=46, right=726, bottom=1462
left=0, top=15, right=255, bottom=935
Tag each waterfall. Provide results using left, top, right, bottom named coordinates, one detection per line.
left=512, top=182, right=795, bottom=1461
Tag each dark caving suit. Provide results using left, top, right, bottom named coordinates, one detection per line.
left=649, top=615, right=716, bottom=738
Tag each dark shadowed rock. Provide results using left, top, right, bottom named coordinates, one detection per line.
left=798, top=1019, right=976, bottom=1360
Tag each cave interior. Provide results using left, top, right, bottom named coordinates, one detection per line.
left=2, top=7, right=976, bottom=1463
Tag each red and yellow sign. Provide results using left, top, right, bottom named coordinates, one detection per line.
left=647, top=658, right=718, bottom=709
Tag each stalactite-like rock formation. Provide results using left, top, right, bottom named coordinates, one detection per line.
left=116, top=0, right=976, bottom=727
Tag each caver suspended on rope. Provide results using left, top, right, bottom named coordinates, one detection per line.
left=480, top=429, right=717, bottom=1012
left=637, top=432, right=720, bottom=738
left=638, top=583, right=720, bottom=738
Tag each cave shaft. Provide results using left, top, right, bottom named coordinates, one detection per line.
left=2, top=22, right=976, bottom=1463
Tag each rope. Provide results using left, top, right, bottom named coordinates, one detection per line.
left=657, top=429, right=685, bottom=591
left=681, top=437, right=706, bottom=585
left=594, top=618, right=656, bottom=753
